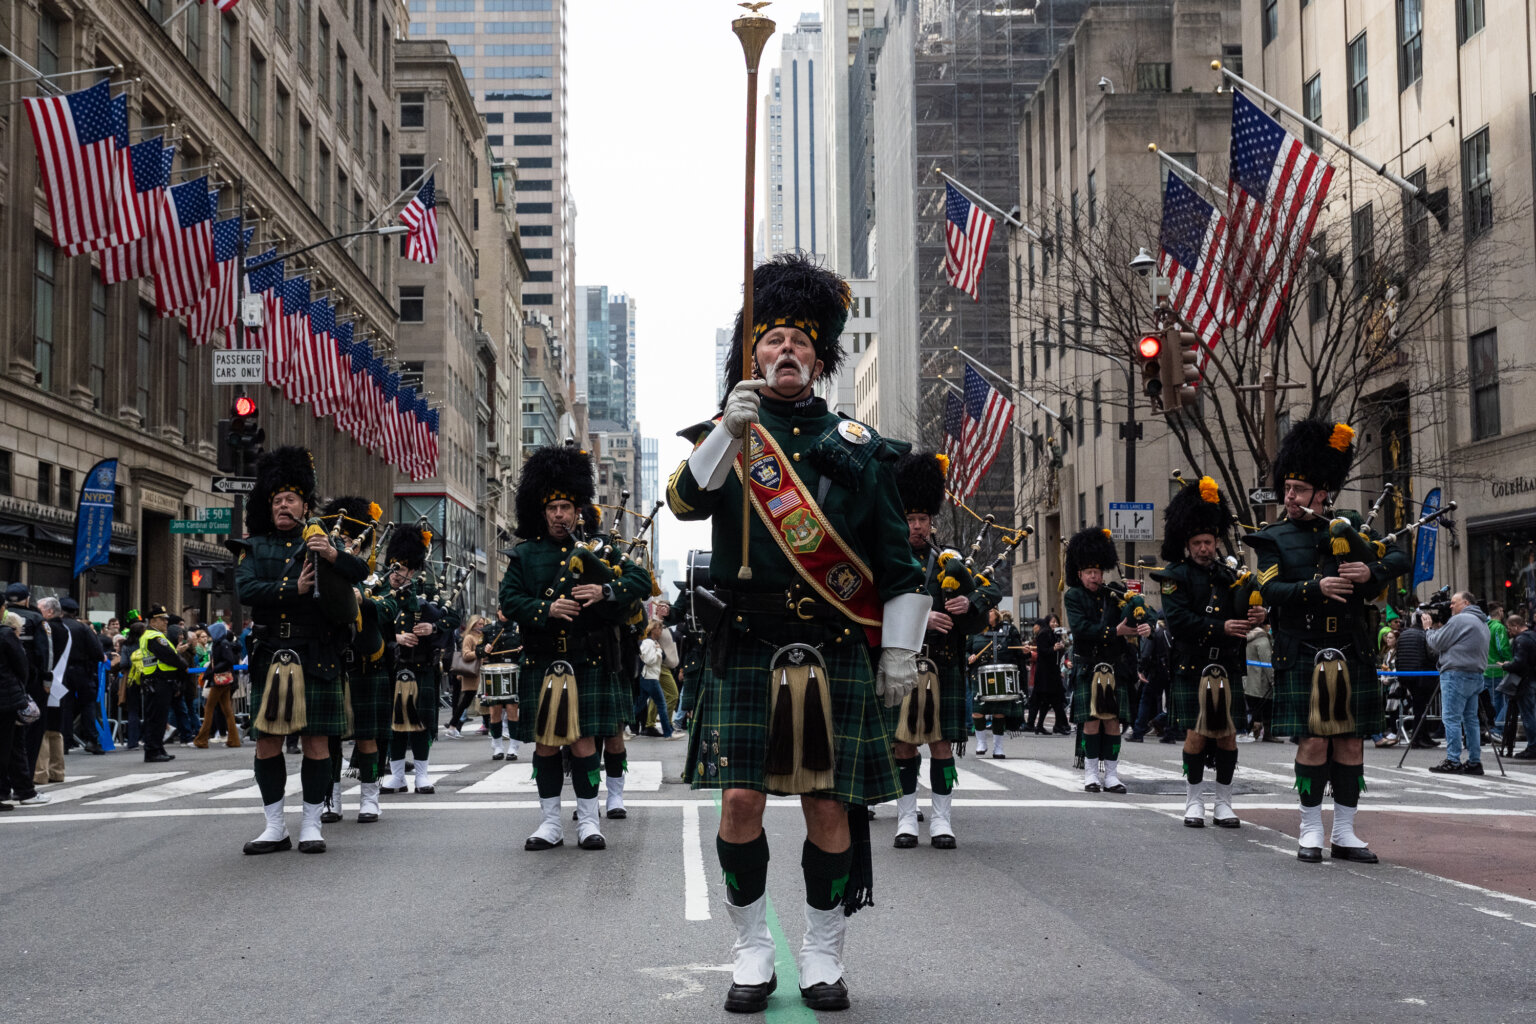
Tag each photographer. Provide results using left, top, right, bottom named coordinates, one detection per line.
left=1397, top=604, right=1439, bottom=747
left=1425, top=592, right=1491, bottom=775
left=1499, top=614, right=1536, bottom=760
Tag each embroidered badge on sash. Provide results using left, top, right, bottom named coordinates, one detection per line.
left=749, top=455, right=783, bottom=490
left=782, top=508, right=825, bottom=554
left=826, top=562, right=862, bottom=600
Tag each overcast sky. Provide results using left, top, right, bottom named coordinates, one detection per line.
left=567, top=1, right=821, bottom=580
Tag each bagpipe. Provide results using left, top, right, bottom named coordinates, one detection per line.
left=303, top=516, right=360, bottom=628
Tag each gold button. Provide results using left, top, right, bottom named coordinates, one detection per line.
left=735, top=615, right=743, bottom=623
left=793, top=427, right=801, bottom=436
left=561, top=547, right=568, bottom=553
left=282, top=576, right=289, bottom=582
left=844, top=628, right=851, bottom=635
left=792, top=453, right=801, bottom=462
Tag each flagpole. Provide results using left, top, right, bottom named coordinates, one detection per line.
left=1212, top=61, right=1422, bottom=198
left=950, top=346, right=1062, bottom=423
left=0, top=44, right=64, bottom=95
left=0, top=64, right=122, bottom=88
left=931, top=376, right=1049, bottom=440
left=934, top=167, right=1037, bottom=237
left=343, top=158, right=441, bottom=250
left=160, top=0, right=200, bottom=28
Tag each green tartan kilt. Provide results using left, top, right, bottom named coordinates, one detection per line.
left=248, top=649, right=347, bottom=739
left=1169, top=665, right=1248, bottom=731
left=348, top=662, right=392, bottom=742
left=1269, top=654, right=1384, bottom=738
left=511, top=652, right=627, bottom=743
left=1069, top=666, right=1133, bottom=725
left=684, top=622, right=899, bottom=806
left=881, top=657, right=970, bottom=745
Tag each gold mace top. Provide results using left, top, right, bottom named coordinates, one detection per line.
left=732, top=4, right=775, bottom=72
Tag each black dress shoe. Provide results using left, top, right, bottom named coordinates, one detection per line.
left=492, top=752, right=505, bottom=761
left=800, top=979, right=850, bottom=1011
left=1084, top=782, right=1101, bottom=793
left=917, top=810, right=924, bottom=822
left=1103, top=783, right=1127, bottom=794
left=320, top=808, right=342, bottom=824
left=1331, top=844, right=1378, bottom=863
left=356, top=811, right=379, bottom=823
left=578, top=833, right=607, bottom=850
left=1184, top=817, right=1205, bottom=828
left=724, top=974, right=776, bottom=1013
left=144, top=753, right=176, bottom=763
left=606, top=808, right=627, bottom=819
left=1212, top=816, right=1241, bottom=829
left=415, top=785, right=435, bottom=794
left=1297, top=846, right=1323, bottom=863
left=893, top=833, right=918, bottom=849
left=297, top=839, right=326, bottom=854
left=930, top=834, right=956, bottom=850
left=992, top=751, right=1007, bottom=759
left=243, top=836, right=292, bottom=855
left=524, top=836, right=563, bottom=850
left=0, top=801, right=13, bottom=812
left=507, top=753, right=518, bottom=761
left=379, top=784, right=406, bottom=794
left=1513, top=749, right=1536, bottom=760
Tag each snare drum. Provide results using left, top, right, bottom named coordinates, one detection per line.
left=686, top=548, right=714, bottom=632
left=975, top=663, right=1022, bottom=703
left=479, top=662, right=520, bottom=704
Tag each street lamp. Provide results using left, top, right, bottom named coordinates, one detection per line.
left=242, top=224, right=410, bottom=276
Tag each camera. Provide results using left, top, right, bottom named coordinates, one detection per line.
left=1415, top=585, right=1452, bottom=625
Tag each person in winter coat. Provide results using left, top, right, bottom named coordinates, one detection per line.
left=1498, top=614, right=1536, bottom=760
left=1425, top=593, right=1492, bottom=774
left=193, top=622, right=242, bottom=748
left=0, top=611, right=42, bottom=809
left=1395, top=615, right=1439, bottom=747
left=1245, top=625, right=1275, bottom=741
left=632, top=619, right=680, bottom=739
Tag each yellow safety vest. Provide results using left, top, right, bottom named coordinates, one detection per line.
left=138, top=629, right=169, bottom=674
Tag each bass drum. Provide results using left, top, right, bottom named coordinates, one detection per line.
left=686, top=549, right=713, bottom=633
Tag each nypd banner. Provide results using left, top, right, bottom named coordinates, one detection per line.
left=71, top=458, right=118, bottom=578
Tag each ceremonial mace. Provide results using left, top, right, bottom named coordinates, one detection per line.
left=732, top=2, right=775, bottom=582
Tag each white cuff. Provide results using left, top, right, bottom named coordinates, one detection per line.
left=686, top=426, right=743, bottom=491
left=880, top=592, right=931, bottom=652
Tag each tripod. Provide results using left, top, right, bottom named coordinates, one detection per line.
left=1397, top=680, right=1506, bottom=776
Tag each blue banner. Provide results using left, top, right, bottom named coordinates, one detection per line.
left=95, top=661, right=115, bottom=752
left=1411, top=487, right=1441, bottom=590
left=72, top=458, right=118, bottom=579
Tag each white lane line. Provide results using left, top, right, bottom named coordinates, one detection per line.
left=682, top=802, right=710, bottom=921
left=90, top=770, right=250, bottom=804
left=41, top=773, right=188, bottom=804
left=917, top=767, right=1006, bottom=791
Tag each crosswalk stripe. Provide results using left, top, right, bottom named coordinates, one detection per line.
left=919, top=766, right=1005, bottom=791
left=90, top=770, right=250, bottom=804
left=42, top=773, right=187, bottom=804
left=459, top=760, right=666, bottom=795
left=213, top=773, right=299, bottom=801
left=347, top=763, right=470, bottom=796
left=1114, top=763, right=1185, bottom=783
left=980, top=758, right=1086, bottom=793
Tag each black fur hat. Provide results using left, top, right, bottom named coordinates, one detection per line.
left=1161, top=477, right=1232, bottom=562
left=386, top=522, right=429, bottom=570
left=247, top=445, right=316, bottom=535
left=1272, top=419, right=1355, bottom=495
left=895, top=451, right=948, bottom=517
left=1065, top=526, right=1118, bottom=582
left=514, top=444, right=595, bottom=540
left=721, top=252, right=853, bottom=396
left=320, top=495, right=379, bottom=540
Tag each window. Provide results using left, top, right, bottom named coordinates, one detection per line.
left=485, top=89, right=553, bottom=101
left=367, top=101, right=378, bottom=177
left=520, top=224, right=553, bottom=237
left=317, top=145, right=331, bottom=223
left=318, top=18, right=331, bottom=104
left=1463, top=127, right=1493, bottom=238
left=1095, top=486, right=1104, bottom=526
left=517, top=202, right=552, bottom=214
left=514, top=133, right=552, bottom=146
left=297, top=0, right=311, bottom=68
left=183, top=1, right=203, bottom=67
left=1308, top=231, right=1329, bottom=323
left=484, top=112, right=504, bottom=124
left=400, top=91, right=425, bottom=128
left=336, top=49, right=348, bottom=125
left=1399, top=0, right=1422, bottom=89
left=335, top=169, right=348, bottom=232
left=518, top=156, right=551, bottom=169
left=1135, top=63, right=1171, bottom=93
left=525, top=271, right=553, bottom=282
left=399, top=286, right=425, bottom=322
left=1074, top=393, right=1084, bottom=447
left=1302, top=75, right=1322, bottom=153
left=136, top=304, right=152, bottom=424
left=1222, top=44, right=1243, bottom=78
left=0, top=453, right=10, bottom=496
left=1087, top=169, right=1097, bottom=227
left=486, top=134, right=504, bottom=147
left=175, top=335, right=188, bottom=437
left=275, top=0, right=290, bottom=39
left=1347, top=34, right=1368, bottom=129
left=249, top=48, right=266, bottom=139
left=1262, top=0, right=1278, bottom=46
left=1404, top=168, right=1429, bottom=272
left=1351, top=204, right=1374, bottom=297
left=434, top=23, right=476, bottom=33
left=523, top=293, right=554, bottom=306
left=519, top=179, right=552, bottom=191
left=1457, top=0, right=1485, bottom=42
left=37, top=463, right=53, bottom=506
left=1077, top=492, right=1086, bottom=530
left=483, top=66, right=552, bottom=78
left=352, top=74, right=363, bottom=139
left=218, top=16, right=235, bottom=106
left=296, top=119, right=311, bottom=199
left=1092, top=381, right=1102, bottom=437
left=513, top=111, right=552, bottom=123
left=37, top=11, right=61, bottom=77
left=484, top=21, right=553, bottom=33
left=399, top=152, right=424, bottom=192
left=33, top=238, right=54, bottom=392
left=273, top=87, right=289, bottom=174
left=369, top=0, right=379, bottom=65
left=1470, top=329, right=1500, bottom=440
left=88, top=279, right=107, bottom=409
left=485, top=43, right=553, bottom=55
left=484, top=0, right=553, bottom=8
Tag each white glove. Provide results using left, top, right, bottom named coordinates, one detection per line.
left=721, top=379, right=768, bottom=439
left=875, top=648, right=918, bottom=708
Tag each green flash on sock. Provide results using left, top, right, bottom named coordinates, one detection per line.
left=1358, top=774, right=1367, bottom=792
left=828, top=874, right=848, bottom=902
left=723, top=870, right=739, bottom=890
left=1294, top=776, right=1313, bottom=796
left=942, top=765, right=958, bottom=789
left=587, top=769, right=602, bottom=788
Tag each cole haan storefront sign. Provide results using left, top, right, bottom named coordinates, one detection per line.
left=1490, top=476, right=1536, bottom=500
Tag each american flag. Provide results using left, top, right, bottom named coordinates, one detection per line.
left=413, top=396, right=433, bottom=480
left=63, top=95, right=141, bottom=257
left=24, top=79, right=118, bottom=250
left=278, top=278, right=312, bottom=399
left=1223, top=91, right=1335, bottom=348
left=331, top=323, right=357, bottom=433
left=243, top=249, right=283, bottom=359
left=941, top=391, right=966, bottom=504
left=956, top=364, right=1014, bottom=499
left=423, top=404, right=441, bottom=480
left=399, top=175, right=439, bottom=264
left=343, top=338, right=373, bottom=443
left=374, top=362, right=399, bottom=460
left=305, top=299, right=340, bottom=412
left=151, top=177, right=215, bottom=315
left=186, top=217, right=246, bottom=345
left=395, top=387, right=419, bottom=477
left=943, top=181, right=996, bottom=301
left=101, top=139, right=171, bottom=284
left=1159, top=173, right=1231, bottom=373
left=199, top=0, right=243, bottom=11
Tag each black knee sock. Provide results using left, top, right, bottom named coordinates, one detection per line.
left=1182, top=750, right=1205, bottom=785
left=1329, top=760, right=1364, bottom=807
left=717, top=830, right=771, bottom=906
left=991, top=717, right=1005, bottom=736
left=300, top=756, right=331, bottom=804
left=328, top=735, right=343, bottom=784
left=491, top=720, right=502, bottom=739
left=1294, top=762, right=1329, bottom=807
left=802, top=839, right=853, bottom=911
left=570, top=750, right=601, bottom=799
left=354, top=751, right=379, bottom=783
left=1214, top=747, right=1238, bottom=786
left=254, top=754, right=287, bottom=805
left=410, top=731, right=431, bottom=762
left=1076, top=724, right=1086, bottom=755
left=896, top=755, right=921, bottom=796
left=604, top=750, right=627, bottom=778
left=389, top=731, right=408, bottom=761
left=532, top=752, right=564, bottom=799
left=1103, top=733, right=1122, bottom=761
left=929, top=757, right=956, bottom=795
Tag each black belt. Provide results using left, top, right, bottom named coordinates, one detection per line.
left=252, top=620, right=330, bottom=641
left=524, top=635, right=604, bottom=658
left=716, top=588, right=852, bottom=627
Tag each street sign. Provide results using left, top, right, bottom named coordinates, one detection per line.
left=212, top=475, right=256, bottom=494
left=204, top=507, right=233, bottom=524
left=171, top=508, right=233, bottom=534
left=1124, top=580, right=1144, bottom=595
left=212, top=350, right=264, bottom=385
left=1249, top=488, right=1278, bottom=505
left=1108, top=501, right=1155, bottom=541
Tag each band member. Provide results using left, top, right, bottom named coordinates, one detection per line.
left=889, top=452, right=999, bottom=849
left=968, top=608, right=1022, bottom=757
left=1152, top=478, right=1265, bottom=829
left=1244, top=421, right=1407, bottom=863
left=233, top=447, right=367, bottom=855
left=668, top=253, right=926, bottom=1013
left=480, top=612, right=522, bottom=761
left=1065, top=527, right=1145, bottom=793
left=378, top=524, right=449, bottom=795
left=499, top=445, right=652, bottom=851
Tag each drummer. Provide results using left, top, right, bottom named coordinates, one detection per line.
left=480, top=611, right=522, bottom=761
left=968, top=608, right=1024, bottom=758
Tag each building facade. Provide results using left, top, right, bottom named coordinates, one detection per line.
left=760, top=13, right=828, bottom=260
left=820, top=0, right=878, bottom=277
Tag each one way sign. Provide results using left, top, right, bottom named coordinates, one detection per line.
left=212, top=476, right=256, bottom=494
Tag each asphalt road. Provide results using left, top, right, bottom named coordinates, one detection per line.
left=4, top=729, right=1534, bottom=1023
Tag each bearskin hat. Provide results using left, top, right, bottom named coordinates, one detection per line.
left=1160, top=476, right=1232, bottom=562
left=720, top=252, right=854, bottom=397
left=320, top=495, right=380, bottom=540
left=386, top=522, right=430, bottom=570
left=247, top=445, right=317, bottom=535
left=895, top=451, right=948, bottom=517
left=1064, top=526, right=1118, bottom=582
left=514, top=444, right=596, bottom=540
left=1272, top=418, right=1355, bottom=495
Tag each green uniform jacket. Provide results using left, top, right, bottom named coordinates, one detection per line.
left=1152, top=559, right=1250, bottom=677
left=916, top=540, right=1001, bottom=663
left=232, top=530, right=367, bottom=680
left=1065, top=585, right=1129, bottom=673
left=497, top=535, right=653, bottom=646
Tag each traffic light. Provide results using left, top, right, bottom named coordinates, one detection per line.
left=1158, top=329, right=1202, bottom=413
left=189, top=566, right=213, bottom=591
left=1137, top=333, right=1164, bottom=407
left=222, top=396, right=265, bottom=473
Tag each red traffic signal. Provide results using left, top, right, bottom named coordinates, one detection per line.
left=1137, top=334, right=1163, bottom=359
left=233, top=395, right=257, bottom=417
